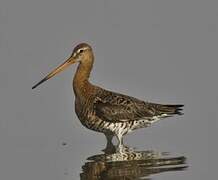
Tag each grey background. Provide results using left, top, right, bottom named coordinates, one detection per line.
left=0, top=0, right=217, bottom=179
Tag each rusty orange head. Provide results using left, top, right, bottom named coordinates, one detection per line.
left=32, top=43, right=92, bottom=89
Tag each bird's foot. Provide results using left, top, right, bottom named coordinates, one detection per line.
left=116, top=144, right=135, bottom=153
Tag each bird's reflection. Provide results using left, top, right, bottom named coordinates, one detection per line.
left=80, top=144, right=188, bottom=180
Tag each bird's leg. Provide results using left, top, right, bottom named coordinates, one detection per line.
left=117, top=134, right=124, bottom=147
left=116, top=134, right=126, bottom=152
left=116, top=134, right=134, bottom=153
left=102, top=133, right=116, bottom=154
left=105, top=133, right=114, bottom=146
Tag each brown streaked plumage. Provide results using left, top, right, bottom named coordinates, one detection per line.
left=32, top=43, right=184, bottom=148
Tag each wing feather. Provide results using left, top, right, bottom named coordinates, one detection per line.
left=94, top=90, right=155, bottom=122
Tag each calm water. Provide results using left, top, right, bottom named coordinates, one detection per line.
left=80, top=144, right=187, bottom=180
left=57, top=123, right=192, bottom=180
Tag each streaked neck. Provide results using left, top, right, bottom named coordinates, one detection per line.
left=73, top=61, right=93, bottom=97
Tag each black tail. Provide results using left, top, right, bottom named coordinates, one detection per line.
left=156, top=104, right=184, bottom=116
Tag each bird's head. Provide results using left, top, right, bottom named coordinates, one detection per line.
left=72, top=43, right=93, bottom=63
left=32, top=43, right=93, bottom=89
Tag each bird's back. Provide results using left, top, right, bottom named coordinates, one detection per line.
left=93, top=87, right=183, bottom=123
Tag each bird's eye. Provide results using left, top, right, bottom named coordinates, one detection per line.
left=78, top=49, right=84, bottom=53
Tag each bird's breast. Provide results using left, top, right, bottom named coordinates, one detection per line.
left=74, top=96, right=95, bottom=121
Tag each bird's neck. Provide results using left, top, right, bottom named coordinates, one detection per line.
left=73, top=61, right=94, bottom=98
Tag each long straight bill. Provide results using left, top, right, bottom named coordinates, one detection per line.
left=32, top=56, right=76, bottom=89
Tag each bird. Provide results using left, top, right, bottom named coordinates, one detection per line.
left=32, top=43, right=184, bottom=149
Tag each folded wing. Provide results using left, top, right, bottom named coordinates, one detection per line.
left=94, top=89, right=183, bottom=123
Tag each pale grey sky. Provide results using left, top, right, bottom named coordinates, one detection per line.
left=0, top=0, right=217, bottom=179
